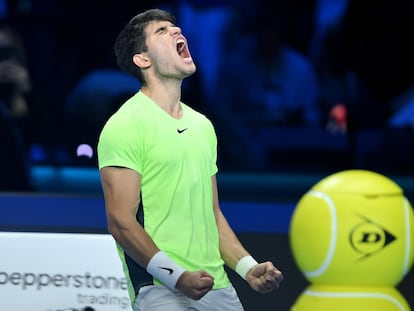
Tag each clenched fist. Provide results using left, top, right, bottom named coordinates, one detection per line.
left=246, top=261, right=283, bottom=293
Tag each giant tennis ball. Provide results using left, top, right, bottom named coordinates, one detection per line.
left=291, top=284, right=411, bottom=311
left=289, top=169, right=414, bottom=286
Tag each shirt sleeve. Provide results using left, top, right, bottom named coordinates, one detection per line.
left=97, top=114, right=143, bottom=174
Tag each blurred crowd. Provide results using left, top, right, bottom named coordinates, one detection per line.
left=1, top=0, right=414, bottom=190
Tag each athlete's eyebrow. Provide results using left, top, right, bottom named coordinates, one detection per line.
left=154, top=22, right=175, bottom=35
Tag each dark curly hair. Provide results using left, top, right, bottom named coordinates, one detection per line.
left=114, top=9, right=176, bottom=85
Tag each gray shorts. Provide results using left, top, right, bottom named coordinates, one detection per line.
left=133, top=285, right=245, bottom=311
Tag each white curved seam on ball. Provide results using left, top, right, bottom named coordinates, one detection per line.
left=403, top=197, right=411, bottom=275
left=303, top=289, right=406, bottom=311
left=304, top=190, right=337, bottom=278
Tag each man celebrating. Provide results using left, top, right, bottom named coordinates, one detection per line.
left=97, top=8, right=283, bottom=311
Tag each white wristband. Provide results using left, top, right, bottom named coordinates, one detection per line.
left=146, top=251, right=186, bottom=290
left=235, top=255, right=258, bottom=280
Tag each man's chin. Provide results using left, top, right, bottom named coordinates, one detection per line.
left=183, top=66, right=196, bottom=78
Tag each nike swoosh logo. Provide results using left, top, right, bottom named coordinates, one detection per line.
left=177, top=128, right=188, bottom=134
left=159, top=266, right=174, bottom=275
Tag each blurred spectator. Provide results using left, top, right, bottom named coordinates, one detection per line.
left=311, top=0, right=414, bottom=153
left=337, top=0, right=414, bottom=131
left=309, top=0, right=349, bottom=63
left=326, top=103, right=347, bottom=134
left=174, top=0, right=247, bottom=105
left=6, top=0, right=165, bottom=160
left=63, top=69, right=140, bottom=166
left=312, top=9, right=358, bottom=134
left=208, top=3, right=322, bottom=170
left=313, top=0, right=414, bottom=173
left=215, top=4, right=322, bottom=128
left=0, top=24, right=33, bottom=190
left=0, top=24, right=30, bottom=117
left=388, top=87, right=414, bottom=132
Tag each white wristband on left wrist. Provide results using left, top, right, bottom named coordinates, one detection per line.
left=146, top=251, right=186, bottom=290
left=235, top=255, right=258, bottom=280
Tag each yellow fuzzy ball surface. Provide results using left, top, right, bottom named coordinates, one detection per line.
left=291, top=284, right=411, bottom=311
left=289, top=170, right=414, bottom=286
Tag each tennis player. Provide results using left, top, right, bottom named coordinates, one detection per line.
left=97, top=8, right=283, bottom=311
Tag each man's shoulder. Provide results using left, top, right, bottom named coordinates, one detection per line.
left=107, top=92, right=147, bottom=121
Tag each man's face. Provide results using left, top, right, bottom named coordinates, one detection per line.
left=142, top=20, right=196, bottom=80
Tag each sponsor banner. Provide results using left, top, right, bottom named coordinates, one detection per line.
left=0, top=232, right=132, bottom=311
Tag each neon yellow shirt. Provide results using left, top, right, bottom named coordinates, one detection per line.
left=98, top=91, right=230, bottom=300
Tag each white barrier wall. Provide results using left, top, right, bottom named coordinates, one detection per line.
left=0, top=232, right=132, bottom=311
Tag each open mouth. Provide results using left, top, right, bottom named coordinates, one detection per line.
left=176, top=39, right=190, bottom=58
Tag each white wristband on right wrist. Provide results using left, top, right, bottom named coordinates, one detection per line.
left=235, top=255, right=258, bottom=280
left=146, top=251, right=186, bottom=290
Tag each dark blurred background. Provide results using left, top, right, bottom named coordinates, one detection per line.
left=0, top=0, right=413, bottom=182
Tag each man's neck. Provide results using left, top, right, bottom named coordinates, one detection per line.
left=141, top=81, right=183, bottom=119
